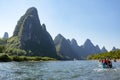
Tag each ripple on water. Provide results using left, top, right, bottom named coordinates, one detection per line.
left=0, top=61, right=120, bottom=80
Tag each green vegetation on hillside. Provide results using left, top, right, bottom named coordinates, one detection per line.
left=0, top=38, right=7, bottom=45
left=0, top=45, right=5, bottom=53
left=0, top=38, right=7, bottom=53
left=0, top=38, right=56, bottom=62
left=87, top=50, right=120, bottom=59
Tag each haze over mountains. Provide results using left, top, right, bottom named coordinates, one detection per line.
left=54, top=34, right=108, bottom=59
left=1, top=7, right=119, bottom=60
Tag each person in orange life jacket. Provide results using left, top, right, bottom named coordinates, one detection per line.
left=104, top=58, right=112, bottom=68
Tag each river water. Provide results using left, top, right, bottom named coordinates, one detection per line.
left=0, top=60, right=120, bottom=80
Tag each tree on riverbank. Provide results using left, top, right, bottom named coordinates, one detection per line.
left=87, top=49, right=120, bottom=59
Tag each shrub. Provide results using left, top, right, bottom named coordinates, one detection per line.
left=0, top=54, right=12, bottom=62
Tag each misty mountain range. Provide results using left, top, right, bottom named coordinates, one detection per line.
left=1, top=7, right=118, bottom=60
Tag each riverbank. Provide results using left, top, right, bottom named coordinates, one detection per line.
left=0, top=53, right=56, bottom=62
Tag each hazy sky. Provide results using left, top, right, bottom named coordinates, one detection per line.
left=0, top=0, right=120, bottom=50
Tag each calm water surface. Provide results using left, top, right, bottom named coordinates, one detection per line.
left=0, top=60, right=120, bottom=80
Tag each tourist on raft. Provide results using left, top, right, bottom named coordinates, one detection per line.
left=99, top=58, right=112, bottom=68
